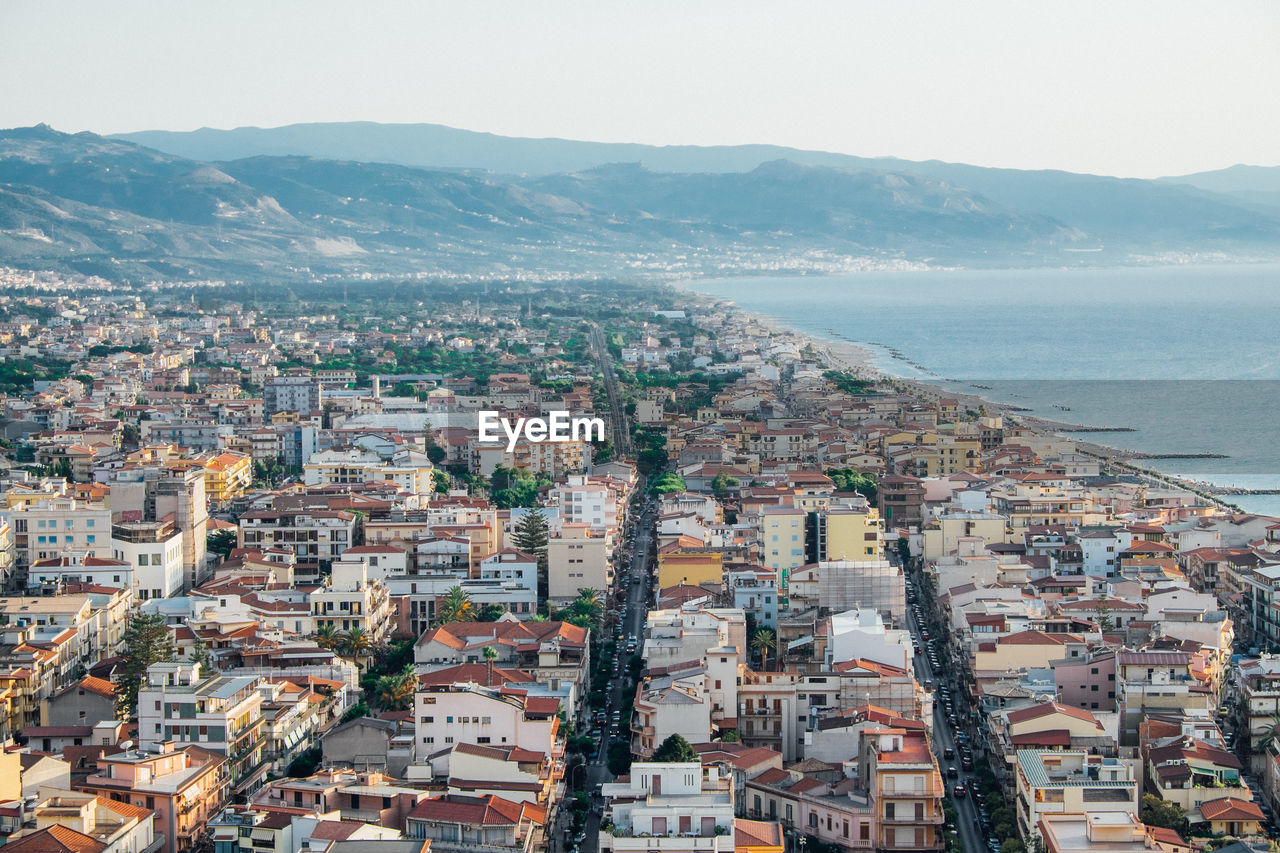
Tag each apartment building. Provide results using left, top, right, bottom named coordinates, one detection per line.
left=861, top=727, right=947, bottom=853
left=599, top=763, right=738, bottom=853
left=547, top=524, right=610, bottom=606
left=1013, top=750, right=1139, bottom=839
left=310, top=558, right=394, bottom=642
left=79, top=743, right=228, bottom=853
left=264, top=374, right=322, bottom=416
left=11, top=497, right=112, bottom=566
left=239, top=509, right=356, bottom=582
left=412, top=683, right=561, bottom=770
left=137, top=662, right=267, bottom=796
left=110, top=516, right=184, bottom=600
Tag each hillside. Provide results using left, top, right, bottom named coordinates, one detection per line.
left=1, top=124, right=1277, bottom=282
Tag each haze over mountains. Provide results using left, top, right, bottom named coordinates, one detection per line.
left=1, top=121, right=1277, bottom=283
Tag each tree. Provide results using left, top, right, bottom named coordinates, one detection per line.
left=191, top=636, right=217, bottom=673
left=434, top=586, right=475, bottom=626
left=374, top=664, right=417, bottom=710
left=512, top=508, right=551, bottom=601
left=650, top=472, right=686, bottom=495
left=206, top=529, right=238, bottom=560
left=607, top=741, right=632, bottom=776
left=340, top=701, right=371, bottom=724
left=560, top=588, right=604, bottom=631
left=313, top=624, right=340, bottom=650
left=483, top=645, right=499, bottom=685
left=432, top=468, right=450, bottom=494
left=652, top=733, right=699, bottom=763
left=1140, top=795, right=1188, bottom=836
left=116, top=612, right=176, bottom=715
left=340, top=627, right=373, bottom=665
left=1255, top=710, right=1280, bottom=754
left=826, top=468, right=879, bottom=504
left=711, top=472, right=739, bottom=499
left=1095, top=591, right=1115, bottom=633
left=752, top=628, right=777, bottom=671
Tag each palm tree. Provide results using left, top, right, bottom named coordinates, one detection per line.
left=374, top=664, right=417, bottom=711
left=483, top=645, right=499, bottom=686
left=340, top=626, right=373, bottom=667
left=313, top=624, right=340, bottom=651
left=434, top=586, right=475, bottom=626
left=569, top=587, right=604, bottom=630
left=1254, top=710, right=1280, bottom=754
left=751, top=628, right=777, bottom=671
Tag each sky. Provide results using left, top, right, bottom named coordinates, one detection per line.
left=2, top=1, right=1278, bottom=178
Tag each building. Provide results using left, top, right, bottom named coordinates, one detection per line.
left=136, top=662, right=267, bottom=796
left=861, top=726, right=947, bottom=852
left=412, top=682, right=561, bottom=770
left=111, top=517, right=185, bottom=600
left=599, top=762, right=738, bottom=853
left=264, top=374, right=322, bottom=417
left=79, top=743, right=228, bottom=853
left=1013, top=750, right=1139, bottom=839
left=547, top=525, right=610, bottom=606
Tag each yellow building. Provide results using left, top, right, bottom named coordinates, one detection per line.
left=657, top=548, right=724, bottom=589
left=191, top=452, right=253, bottom=508
left=813, top=506, right=884, bottom=561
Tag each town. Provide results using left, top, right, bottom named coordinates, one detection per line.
left=0, top=270, right=1277, bottom=853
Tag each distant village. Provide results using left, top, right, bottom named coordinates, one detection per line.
left=0, top=270, right=1278, bottom=853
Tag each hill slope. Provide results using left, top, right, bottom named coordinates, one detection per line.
left=2, top=125, right=1277, bottom=282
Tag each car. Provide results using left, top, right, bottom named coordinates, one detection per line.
left=946, top=766, right=958, bottom=778
left=954, top=784, right=967, bottom=799
left=962, top=755, right=975, bottom=771
left=1219, top=704, right=1231, bottom=716
left=943, top=747, right=955, bottom=759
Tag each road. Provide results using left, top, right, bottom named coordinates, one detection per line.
left=588, top=323, right=631, bottom=457
left=554, top=495, right=655, bottom=853
left=906, top=586, right=990, bottom=853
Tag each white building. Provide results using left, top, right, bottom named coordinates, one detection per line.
left=599, top=763, right=738, bottom=853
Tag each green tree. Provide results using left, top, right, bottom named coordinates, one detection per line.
left=313, top=624, right=340, bottom=650
left=711, top=472, right=739, bottom=499
left=1095, top=591, right=1115, bottom=633
left=652, top=733, right=699, bottom=763
left=191, top=636, right=217, bottom=673
left=432, top=468, right=450, bottom=494
left=340, top=626, right=373, bottom=665
left=607, top=741, right=632, bottom=776
left=483, top=644, right=499, bottom=685
left=826, top=468, right=879, bottom=504
left=651, top=472, right=686, bottom=495
left=512, top=508, right=551, bottom=602
left=751, top=628, right=777, bottom=671
left=560, top=588, right=604, bottom=631
left=434, top=586, right=476, bottom=626
left=1140, top=795, right=1188, bottom=836
left=374, top=663, right=417, bottom=710
left=206, top=529, right=238, bottom=560
left=116, top=612, right=176, bottom=716
left=340, top=701, right=371, bottom=724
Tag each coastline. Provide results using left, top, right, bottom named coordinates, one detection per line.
left=674, top=286, right=1253, bottom=513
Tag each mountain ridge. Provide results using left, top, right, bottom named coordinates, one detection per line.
left=2, top=125, right=1278, bottom=282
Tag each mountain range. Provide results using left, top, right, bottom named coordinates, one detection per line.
left=0, top=121, right=1276, bottom=282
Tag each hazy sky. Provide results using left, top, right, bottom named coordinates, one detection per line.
left=3, top=1, right=1277, bottom=178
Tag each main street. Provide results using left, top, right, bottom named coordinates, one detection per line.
left=906, top=588, right=990, bottom=853
left=555, top=494, right=655, bottom=853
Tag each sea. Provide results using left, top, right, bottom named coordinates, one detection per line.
left=684, top=263, right=1280, bottom=517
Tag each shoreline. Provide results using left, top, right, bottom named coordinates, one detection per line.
left=673, top=286, right=1257, bottom=513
